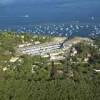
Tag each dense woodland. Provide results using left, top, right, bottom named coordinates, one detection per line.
left=0, top=32, right=100, bottom=100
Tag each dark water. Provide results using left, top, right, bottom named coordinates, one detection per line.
left=0, top=0, right=100, bottom=37
left=0, top=0, right=100, bottom=27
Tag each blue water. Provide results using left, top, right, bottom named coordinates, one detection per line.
left=0, top=0, right=100, bottom=27
left=0, top=0, right=100, bottom=37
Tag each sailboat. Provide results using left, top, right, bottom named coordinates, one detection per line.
left=24, top=14, right=29, bottom=18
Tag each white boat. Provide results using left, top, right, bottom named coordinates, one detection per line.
left=24, top=15, right=29, bottom=18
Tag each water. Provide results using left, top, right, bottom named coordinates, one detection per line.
left=0, top=22, right=100, bottom=38
left=0, top=0, right=100, bottom=37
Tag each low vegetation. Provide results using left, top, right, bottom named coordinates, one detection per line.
left=0, top=32, right=100, bottom=100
